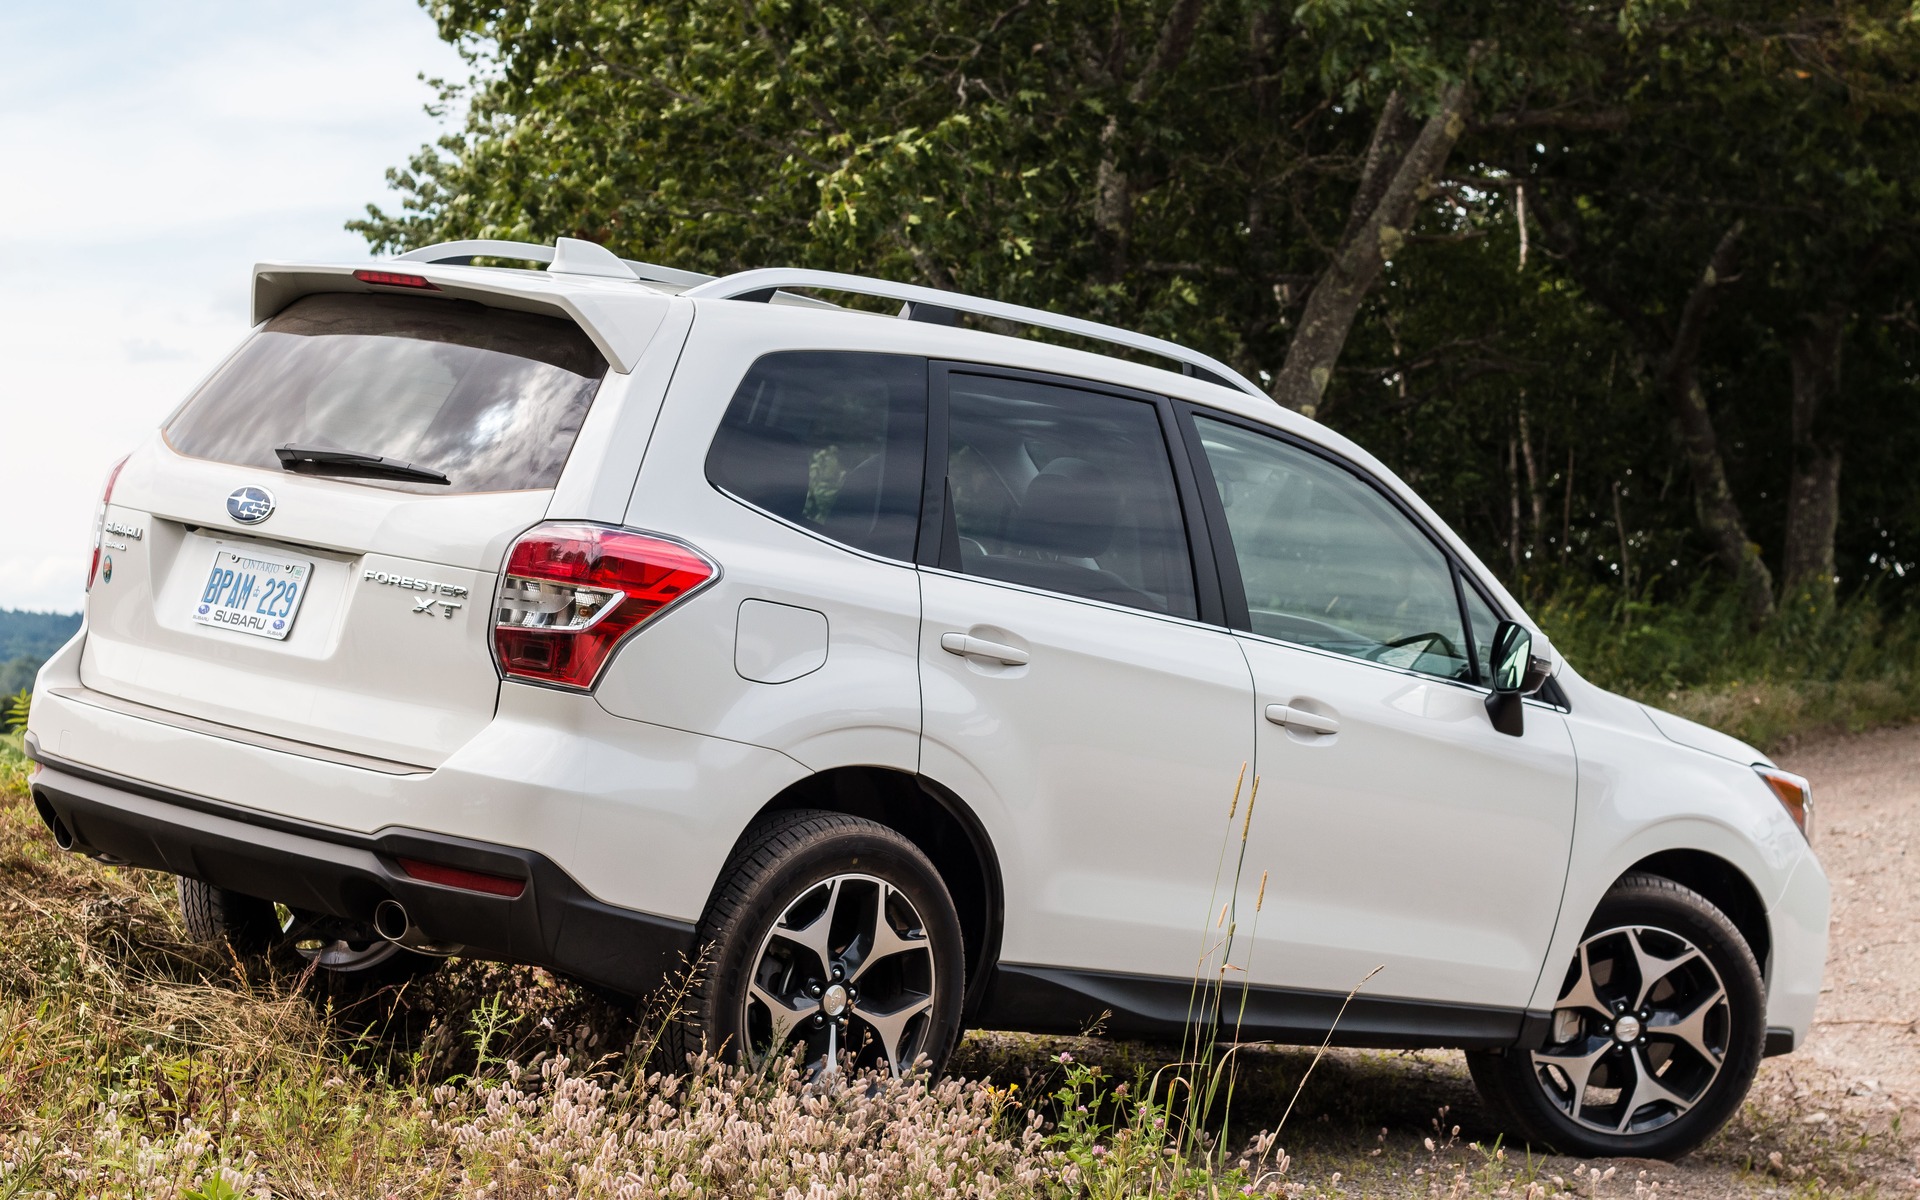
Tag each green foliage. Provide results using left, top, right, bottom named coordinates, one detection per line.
left=0, top=728, right=29, bottom=795
left=181, top=1176, right=244, bottom=1200
left=360, top=0, right=1920, bottom=620
left=1539, top=583, right=1920, bottom=748
left=358, top=0, right=1589, bottom=364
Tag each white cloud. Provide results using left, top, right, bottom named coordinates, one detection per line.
left=0, top=0, right=464, bottom=612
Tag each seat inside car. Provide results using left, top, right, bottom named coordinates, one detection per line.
left=976, top=458, right=1165, bottom=612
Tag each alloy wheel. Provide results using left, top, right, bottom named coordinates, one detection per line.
left=741, top=872, right=938, bottom=1076
left=1531, top=924, right=1732, bottom=1136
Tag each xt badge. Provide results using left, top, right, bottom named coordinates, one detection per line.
left=363, top=569, right=470, bottom=620
left=413, top=595, right=464, bottom=619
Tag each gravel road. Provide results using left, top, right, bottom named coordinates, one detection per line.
left=1619, top=722, right=1920, bottom=1195
left=1775, top=722, right=1920, bottom=1122
left=960, top=724, right=1920, bottom=1196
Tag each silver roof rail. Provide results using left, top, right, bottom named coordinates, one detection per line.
left=682, top=267, right=1264, bottom=398
left=395, top=238, right=717, bottom=289
left=392, top=241, right=1260, bottom=395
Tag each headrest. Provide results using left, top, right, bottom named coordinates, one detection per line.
left=1013, top=457, right=1119, bottom=559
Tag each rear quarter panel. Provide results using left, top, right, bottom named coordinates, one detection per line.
left=595, top=304, right=930, bottom=773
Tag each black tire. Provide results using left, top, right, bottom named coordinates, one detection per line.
left=1468, top=872, right=1766, bottom=1160
left=666, top=810, right=966, bottom=1077
left=177, top=876, right=281, bottom=954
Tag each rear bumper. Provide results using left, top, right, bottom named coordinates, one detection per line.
left=25, top=736, right=694, bottom=997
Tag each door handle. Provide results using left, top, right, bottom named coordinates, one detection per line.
left=1265, top=703, right=1339, bottom=735
left=940, top=632, right=1029, bottom=666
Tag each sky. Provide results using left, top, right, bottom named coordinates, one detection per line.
left=0, top=1, right=465, bottom=613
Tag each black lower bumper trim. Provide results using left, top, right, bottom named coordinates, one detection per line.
left=25, top=746, right=694, bottom=998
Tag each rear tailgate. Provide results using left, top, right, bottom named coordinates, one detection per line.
left=84, top=455, right=545, bottom=767
left=78, top=289, right=615, bottom=768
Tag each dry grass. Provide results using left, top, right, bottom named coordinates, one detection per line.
left=0, top=732, right=1912, bottom=1197
left=956, top=1034, right=1919, bottom=1199
left=0, top=752, right=1108, bottom=1199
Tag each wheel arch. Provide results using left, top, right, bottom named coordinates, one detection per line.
left=1617, top=849, right=1771, bottom=976
left=742, top=766, right=1003, bottom=1022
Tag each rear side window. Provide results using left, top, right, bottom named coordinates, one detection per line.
left=943, top=374, right=1198, bottom=619
left=705, top=352, right=928, bottom=561
left=166, top=293, right=607, bottom=494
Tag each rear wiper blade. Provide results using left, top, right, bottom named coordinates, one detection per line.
left=275, top=443, right=450, bottom=485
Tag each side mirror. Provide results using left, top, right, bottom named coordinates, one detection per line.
left=1484, top=621, right=1531, bottom=737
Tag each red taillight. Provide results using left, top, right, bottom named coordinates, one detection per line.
left=353, top=268, right=440, bottom=290
left=87, top=454, right=130, bottom=592
left=396, top=857, right=527, bottom=898
left=493, top=522, right=717, bottom=690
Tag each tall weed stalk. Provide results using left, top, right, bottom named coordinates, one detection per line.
left=1050, top=768, right=1377, bottom=1195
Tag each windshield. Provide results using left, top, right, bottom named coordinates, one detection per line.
left=165, top=292, right=608, bottom=494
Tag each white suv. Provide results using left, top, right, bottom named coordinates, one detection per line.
left=27, top=237, right=1826, bottom=1158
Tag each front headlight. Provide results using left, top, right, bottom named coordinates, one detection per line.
left=1754, top=765, right=1813, bottom=843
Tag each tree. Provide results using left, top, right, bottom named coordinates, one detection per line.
left=356, top=0, right=1920, bottom=610
left=357, top=1, right=1582, bottom=416
left=1472, top=1, right=1920, bottom=620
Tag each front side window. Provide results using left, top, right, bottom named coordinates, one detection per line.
left=166, top=293, right=608, bottom=494
left=943, top=374, right=1197, bottom=619
left=1461, top=580, right=1504, bottom=687
left=1194, top=416, right=1471, bottom=681
left=705, top=352, right=928, bottom=561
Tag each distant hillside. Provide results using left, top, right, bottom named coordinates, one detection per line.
left=0, top=609, right=82, bottom=695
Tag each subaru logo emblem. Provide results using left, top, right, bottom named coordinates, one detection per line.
left=226, top=486, right=275, bottom=525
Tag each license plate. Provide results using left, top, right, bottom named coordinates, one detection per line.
left=191, top=547, right=313, bottom=640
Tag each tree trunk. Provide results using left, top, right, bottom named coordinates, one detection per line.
left=1271, top=80, right=1473, bottom=418
left=1508, top=432, right=1523, bottom=578
left=1518, top=397, right=1544, bottom=556
left=1660, top=221, right=1776, bottom=626
left=1782, top=311, right=1844, bottom=603
left=1527, top=204, right=1774, bottom=622
left=1612, top=478, right=1633, bottom=610
left=1093, top=113, right=1133, bottom=280
left=1092, top=0, right=1207, bottom=281
left=1560, top=447, right=1574, bottom=565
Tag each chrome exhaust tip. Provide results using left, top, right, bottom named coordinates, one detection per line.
left=371, top=898, right=462, bottom=956
left=373, top=898, right=410, bottom=943
left=32, top=789, right=75, bottom=851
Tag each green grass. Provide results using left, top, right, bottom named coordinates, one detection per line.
left=1536, top=586, right=1920, bottom=750
left=0, top=728, right=29, bottom=795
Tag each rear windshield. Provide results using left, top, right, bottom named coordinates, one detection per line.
left=165, top=293, right=608, bottom=494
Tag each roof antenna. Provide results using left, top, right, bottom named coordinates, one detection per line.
left=548, top=237, right=640, bottom=281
